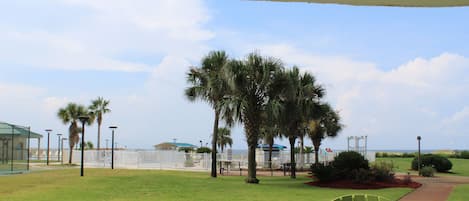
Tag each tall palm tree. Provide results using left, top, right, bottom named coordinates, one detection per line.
left=217, top=127, right=232, bottom=153
left=185, top=50, right=233, bottom=178
left=280, top=67, right=324, bottom=178
left=225, top=52, right=286, bottom=183
left=89, top=97, right=111, bottom=151
left=307, top=103, right=343, bottom=165
left=57, top=103, right=94, bottom=164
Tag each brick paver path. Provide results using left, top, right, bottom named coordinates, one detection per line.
left=399, top=176, right=469, bottom=201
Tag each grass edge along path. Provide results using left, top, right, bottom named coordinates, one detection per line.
left=0, top=169, right=412, bottom=201
left=448, top=184, right=469, bottom=201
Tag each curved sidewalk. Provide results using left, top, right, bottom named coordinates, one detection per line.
left=399, top=175, right=469, bottom=201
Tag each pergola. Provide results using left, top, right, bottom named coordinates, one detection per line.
left=0, top=122, right=42, bottom=173
left=258, top=0, right=469, bottom=7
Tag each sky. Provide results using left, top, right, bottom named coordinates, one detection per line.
left=0, top=0, right=468, bottom=151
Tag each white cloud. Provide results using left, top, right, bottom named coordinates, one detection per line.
left=0, top=0, right=213, bottom=72
left=259, top=44, right=469, bottom=149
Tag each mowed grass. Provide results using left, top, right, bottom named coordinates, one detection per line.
left=448, top=184, right=469, bottom=201
left=376, top=157, right=469, bottom=176
left=0, top=169, right=412, bottom=201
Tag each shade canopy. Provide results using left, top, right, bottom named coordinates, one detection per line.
left=0, top=122, right=43, bottom=139
left=257, top=0, right=469, bottom=7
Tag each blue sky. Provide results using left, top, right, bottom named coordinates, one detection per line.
left=0, top=0, right=468, bottom=151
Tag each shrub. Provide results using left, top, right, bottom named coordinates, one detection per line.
left=412, top=154, right=452, bottom=172
left=196, top=147, right=211, bottom=153
left=333, top=151, right=369, bottom=177
left=461, top=151, right=469, bottom=159
left=178, top=147, right=194, bottom=153
left=351, top=168, right=373, bottom=184
left=371, top=161, right=395, bottom=182
left=310, top=164, right=338, bottom=182
left=402, top=152, right=416, bottom=158
left=452, top=150, right=469, bottom=159
left=420, top=166, right=435, bottom=177
left=403, top=172, right=412, bottom=184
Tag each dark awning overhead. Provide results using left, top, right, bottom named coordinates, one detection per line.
left=255, top=0, right=469, bottom=7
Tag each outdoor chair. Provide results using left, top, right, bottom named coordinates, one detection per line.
left=331, top=194, right=390, bottom=201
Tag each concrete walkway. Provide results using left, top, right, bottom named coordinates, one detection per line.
left=399, top=176, right=469, bottom=201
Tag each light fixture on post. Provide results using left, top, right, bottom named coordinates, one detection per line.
left=109, top=126, right=118, bottom=169
left=417, top=136, right=422, bottom=176
left=45, top=129, right=52, bottom=166
left=78, top=116, right=90, bottom=177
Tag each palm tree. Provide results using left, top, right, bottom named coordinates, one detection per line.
left=225, top=52, right=286, bottom=183
left=307, top=103, right=343, bottom=165
left=260, top=99, right=283, bottom=169
left=89, top=97, right=111, bottom=151
left=280, top=67, right=324, bottom=178
left=217, top=127, right=232, bottom=153
left=57, top=103, right=94, bottom=164
left=185, top=50, right=233, bottom=178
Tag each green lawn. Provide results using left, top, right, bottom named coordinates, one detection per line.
left=0, top=169, right=412, bottom=201
left=376, top=157, right=469, bottom=176
left=448, top=184, right=469, bottom=201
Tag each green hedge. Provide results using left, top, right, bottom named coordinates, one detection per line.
left=412, top=154, right=452, bottom=172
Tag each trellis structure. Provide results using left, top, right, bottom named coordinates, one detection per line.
left=0, top=122, right=42, bottom=174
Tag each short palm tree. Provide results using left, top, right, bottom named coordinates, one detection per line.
left=280, top=67, right=324, bottom=178
left=217, top=127, right=232, bottom=153
left=225, top=52, right=286, bottom=183
left=260, top=99, right=283, bottom=169
left=307, top=103, right=343, bottom=165
left=89, top=97, right=111, bottom=150
left=185, top=50, right=233, bottom=178
left=57, top=103, right=94, bottom=164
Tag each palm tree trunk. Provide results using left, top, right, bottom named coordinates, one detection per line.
left=268, top=140, right=273, bottom=169
left=69, top=138, right=74, bottom=164
left=313, top=139, right=321, bottom=165
left=299, top=135, right=304, bottom=171
left=246, top=139, right=259, bottom=183
left=289, top=136, right=296, bottom=179
left=211, top=110, right=220, bottom=178
left=97, top=122, right=101, bottom=150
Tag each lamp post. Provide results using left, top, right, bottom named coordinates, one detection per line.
left=45, top=129, right=52, bottom=165
left=417, top=136, right=422, bottom=176
left=109, top=126, right=117, bottom=169
left=78, top=116, right=89, bottom=176
left=200, top=140, right=203, bottom=148
left=57, top=134, right=62, bottom=161
left=61, top=138, right=67, bottom=165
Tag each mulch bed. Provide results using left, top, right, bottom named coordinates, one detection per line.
left=306, top=178, right=422, bottom=189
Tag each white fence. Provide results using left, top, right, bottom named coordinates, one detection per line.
left=53, top=149, right=375, bottom=171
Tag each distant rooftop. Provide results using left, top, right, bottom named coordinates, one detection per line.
left=257, top=144, right=287, bottom=150
left=154, top=142, right=197, bottom=150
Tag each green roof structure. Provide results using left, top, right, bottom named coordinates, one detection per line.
left=0, top=122, right=42, bottom=174
left=256, top=0, right=469, bottom=7
left=0, top=122, right=43, bottom=139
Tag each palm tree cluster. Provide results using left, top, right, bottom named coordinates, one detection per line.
left=57, top=97, right=111, bottom=164
left=186, top=50, right=343, bottom=183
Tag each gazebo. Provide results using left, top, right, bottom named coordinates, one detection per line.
left=0, top=122, right=42, bottom=174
